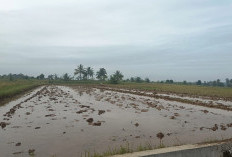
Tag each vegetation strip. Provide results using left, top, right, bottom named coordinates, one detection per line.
left=0, top=80, right=44, bottom=106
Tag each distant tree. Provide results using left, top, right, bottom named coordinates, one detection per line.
left=82, top=71, right=88, bottom=80
left=216, top=79, right=224, bottom=87
left=48, top=74, right=54, bottom=83
left=196, top=80, right=202, bottom=85
left=145, top=78, right=150, bottom=83
left=96, top=68, right=107, bottom=81
left=226, top=78, right=230, bottom=87
left=9, top=73, right=13, bottom=81
left=54, top=74, right=59, bottom=80
left=114, top=71, right=123, bottom=81
left=183, top=80, right=187, bottom=85
left=86, top=67, right=94, bottom=80
left=212, top=80, right=217, bottom=86
left=109, top=71, right=124, bottom=84
left=63, top=73, right=71, bottom=81
left=74, top=64, right=85, bottom=80
left=109, top=75, right=118, bottom=84
left=130, top=77, right=135, bottom=82
left=226, top=78, right=232, bottom=87
left=37, top=74, right=45, bottom=80
left=135, top=77, right=142, bottom=83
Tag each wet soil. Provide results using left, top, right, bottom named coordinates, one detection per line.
left=0, top=85, right=232, bottom=157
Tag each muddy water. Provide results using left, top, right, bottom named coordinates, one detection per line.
left=1, top=85, right=232, bottom=157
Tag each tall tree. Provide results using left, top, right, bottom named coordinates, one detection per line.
left=109, top=70, right=124, bottom=84
left=196, top=80, right=202, bottom=85
left=48, top=74, right=54, bottom=83
left=135, top=77, right=142, bottom=83
left=86, top=67, right=94, bottom=80
left=9, top=73, right=13, bottom=81
left=37, top=74, right=45, bottom=80
left=74, top=64, right=85, bottom=80
left=63, top=73, right=71, bottom=81
left=226, top=78, right=230, bottom=87
left=96, top=68, right=107, bottom=81
left=114, top=70, right=123, bottom=81
left=130, top=77, right=135, bottom=82
left=145, top=77, right=150, bottom=83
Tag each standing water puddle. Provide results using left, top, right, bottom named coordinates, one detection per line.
left=1, top=85, right=232, bottom=157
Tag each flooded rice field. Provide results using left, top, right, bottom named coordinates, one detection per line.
left=1, top=85, right=232, bottom=157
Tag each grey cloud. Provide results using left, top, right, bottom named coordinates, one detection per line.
left=0, top=0, right=232, bottom=81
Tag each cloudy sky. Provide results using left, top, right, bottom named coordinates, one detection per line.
left=1, top=0, right=232, bottom=81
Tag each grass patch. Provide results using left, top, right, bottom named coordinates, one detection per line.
left=105, top=82, right=232, bottom=99
left=0, top=79, right=44, bottom=106
left=81, top=142, right=156, bottom=157
left=55, top=81, right=232, bottom=99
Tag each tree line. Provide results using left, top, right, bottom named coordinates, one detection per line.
left=1, top=64, right=232, bottom=87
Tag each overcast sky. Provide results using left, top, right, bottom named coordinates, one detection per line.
left=1, top=0, right=232, bottom=81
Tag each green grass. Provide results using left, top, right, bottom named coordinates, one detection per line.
left=0, top=79, right=44, bottom=105
left=106, top=82, right=232, bottom=99
left=81, top=142, right=156, bottom=157
left=53, top=80, right=232, bottom=99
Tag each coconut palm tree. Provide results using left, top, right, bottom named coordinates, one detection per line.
left=74, top=64, right=85, bottom=80
left=114, top=70, right=123, bottom=81
left=86, top=67, right=94, bottom=80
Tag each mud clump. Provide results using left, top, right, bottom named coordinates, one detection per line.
left=211, top=124, right=218, bottom=131
left=98, top=110, right=105, bottom=115
left=86, top=118, right=94, bottom=123
left=26, top=112, right=31, bottom=115
left=221, top=125, right=227, bottom=131
left=227, top=123, right=232, bottom=127
left=76, top=110, right=88, bottom=114
left=167, top=133, right=172, bottom=136
left=93, top=121, right=101, bottom=126
left=0, top=122, right=9, bottom=129
left=134, top=123, right=139, bottom=127
left=45, top=114, right=56, bottom=117
left=156, top=105, right=164, bottom=111
left=157, top=132, right=164, bottom=140
left=201, top=110, right=209, bottom=114
left=170, top=116, right=175, bottom=119
left=80, top=105, right=90, bottom=108
left=35, top=127, right=41, bottom=129
left=28, top=149, right=35, bottom=155
left=15, top=142, right=21, bottom=146
left=141, top=109, right=149, bottom=112
left=13, top=152, right=22, bottom=155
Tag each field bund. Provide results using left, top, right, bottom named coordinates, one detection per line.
left=114, top=142, right=232, bottom=157
left=0, top=85, right=232, bottom=156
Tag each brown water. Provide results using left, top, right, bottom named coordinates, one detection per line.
left=1, top=85, right=232, bottom=157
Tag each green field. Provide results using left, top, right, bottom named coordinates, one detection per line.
left=51, top=81, right=232, bottom=99
left=0, top=79, right=44, bottom=105
left=105, top=82, right=232, bottom=99
left=1, top=80, right=232, bottom=106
